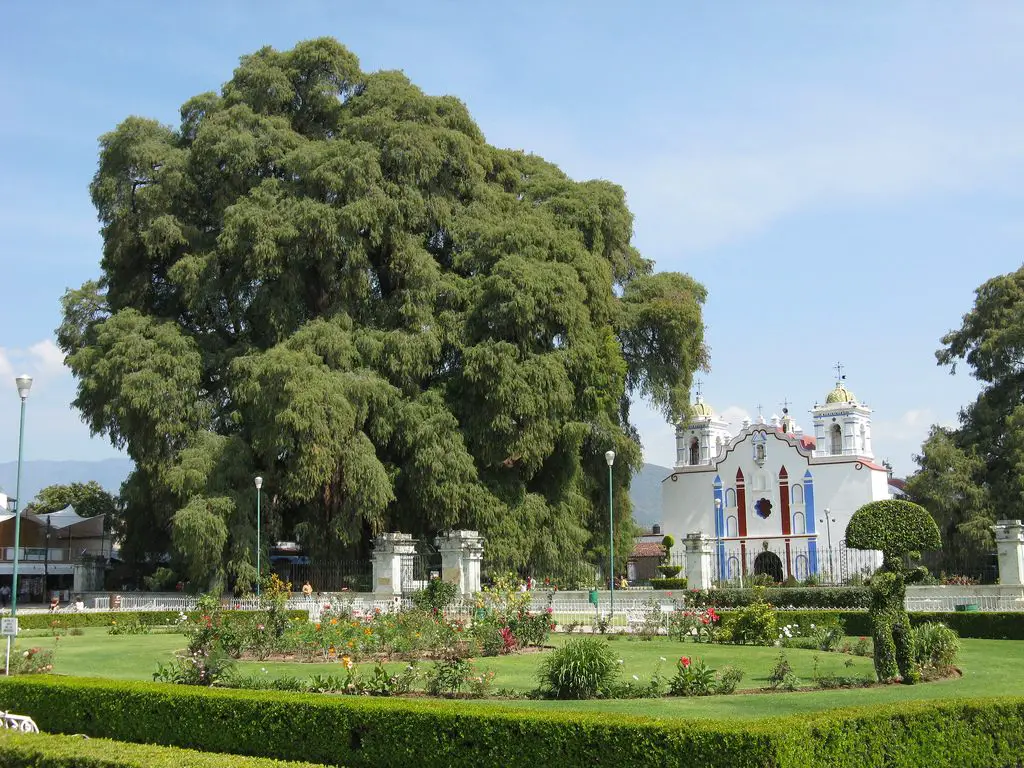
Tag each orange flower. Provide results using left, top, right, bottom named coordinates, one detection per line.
left=330, top=618, right=338, bottom=625
left=315, top=623, right=321, bottom=630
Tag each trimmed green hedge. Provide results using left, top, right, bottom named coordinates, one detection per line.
left=714, top=610, right=1024, bottom=640
left=1, top=676, right=1023, bottom=767
left=0, top=731, right=323, bottom=767
left=649, top=577, right=687, bottom=590
left=690, top=587, right=872, bottom=609
left=15, top=610, right=309, bottom=631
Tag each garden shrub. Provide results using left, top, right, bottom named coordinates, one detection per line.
left=9, top=646, right=56, bottom=675
left=0, top=731, right=325, bottom=768
left=725, top=587, right=777, bottom=645
left=649, top=577, right=687, bottom=590
left=412, top=579, right=458, bottom=613
left=686, top=586, right=870, bottom=609
left=847, top=499, right=941, bottom=684
left=1, top=676, right=1024, bottom=767
left=537, top=636, right=619, bottom=699
left=16, top=608, right=309, bottom=631
left=913, top=622, right=960, bottom=675
left=667, top=656, right=743, bottom=696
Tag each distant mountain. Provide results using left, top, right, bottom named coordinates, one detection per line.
left=630, top=462, right=670, bottom=530
left=0, top=458, right=133, bottom=505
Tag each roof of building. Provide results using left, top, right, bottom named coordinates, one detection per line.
left=825, top=382, right=857, bottom=404
left=631, top=541, right=666, bottom=559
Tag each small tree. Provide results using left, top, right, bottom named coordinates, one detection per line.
left=658, top=535, right=680, bottom=578
left=846, top=499, right=941, bottom=683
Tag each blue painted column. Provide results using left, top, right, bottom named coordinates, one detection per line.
left=713, top=476, right=725, bottom=581
left=803, top=470, right=819, bottom=574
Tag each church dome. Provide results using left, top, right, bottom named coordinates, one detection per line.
left=825, top=383, right=856, bottom=404
left=692, top=395, right=714, bottom=418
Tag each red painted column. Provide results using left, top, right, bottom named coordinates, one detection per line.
left=779, top=466, right=791, bottom=536
left=736, top=468, right=747, bottom=537
left=785, top=540, right=792, bottom=576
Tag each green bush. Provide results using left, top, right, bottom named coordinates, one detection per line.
left=16, top=609, right=308, bottom=631
left=537, top=636, right=619, bottom=699
left=412, top=579, right=459, bottom=613
left=913, top=622, right=960, bottom=674
left=725, top=589, right=777, bottom=645
left=649, top=578, right=687, bottom=590
left=0, top=676, right=1023, bottom=767
left=0, top=730, right=323, bottom=767
left=687, top=586, right=871, bottom=609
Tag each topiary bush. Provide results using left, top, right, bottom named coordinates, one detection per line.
left=537, top=636, right=619, bottom=699
left=847, top=499, right=941, bottom=684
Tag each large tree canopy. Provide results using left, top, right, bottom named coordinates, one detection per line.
left=907, top=266, right=1024, bottom=567
left=59, top=39, right=707, bottom=589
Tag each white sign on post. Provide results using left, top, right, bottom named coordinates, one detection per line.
left=1, top=618, right=18, bottom=636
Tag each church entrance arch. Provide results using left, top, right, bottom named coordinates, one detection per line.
left=753, top=551, right=784, bottom=583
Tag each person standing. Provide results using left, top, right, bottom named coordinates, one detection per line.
left=301, top=581, right=313, bottom=600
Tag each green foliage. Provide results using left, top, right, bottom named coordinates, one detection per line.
left=767, top=652, right=801, bottom=691
left=0, top=731, right=324, bottom=768
left=412, top=579, right=459, bottom=613
left=9, top=645, right=56, bottom=675
left=27, top=480, right=119, bottom=529
left=913, top=622, right=961, bottom=674
left=13, top=608, right=308, bottom=631
left=905, top=427, right=994, bottom=570
left=667, top=656, right=741, bottom=696
left=5, top=675, right=1024, bottom=767
left=847, top=499, right=940, bottom=684
left=107, top=615, right=151, bottom=635
left=846, top=499, right=942, bottom=563
left=60, top=37, right=707, bottom=584
left=537, top=636, right=619, bottom=699
left=726, top=588, right=777, bottom=645
left=685, top=586, right=870, bottom=609
left=649, top=577, right=687, bottom=590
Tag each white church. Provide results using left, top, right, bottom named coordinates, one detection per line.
left=660, top=376, right=889, bottom=583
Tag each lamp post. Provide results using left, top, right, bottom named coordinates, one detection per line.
left=11, top=375, right=32, bottom=617
left=254, top=476, right=263, bottom=597
left=605, top=450, right=615, bottom=619
left=819, top=507, right=836, bottom=584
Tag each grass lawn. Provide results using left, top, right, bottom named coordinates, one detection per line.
left=16, top=629, right=1024, bottom=720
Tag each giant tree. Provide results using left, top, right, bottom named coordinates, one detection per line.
left=58, top=39, right=706, bottom=589
left=909, top=266, right=1024, bottom=569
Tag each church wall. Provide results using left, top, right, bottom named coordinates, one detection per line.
left=660, top=426, right=889, bottom=581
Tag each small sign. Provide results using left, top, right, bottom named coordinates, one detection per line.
left=1, top=618, right=18, bottom=636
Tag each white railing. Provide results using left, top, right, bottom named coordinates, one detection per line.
left=0, top=712, right=39, bottom=733
left=905, top=594, right=1024, bottom=613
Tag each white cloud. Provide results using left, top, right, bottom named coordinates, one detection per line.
left=719, top=406, right=752, bottom=435
left=621, top=101, right=1024, bottom=256
left=0, top=339, right=69, bottom=384
left=28, top=340, right=67, bottom=376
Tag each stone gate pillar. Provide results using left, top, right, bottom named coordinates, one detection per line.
left=684, top=533, right=713, bottom=590
left=435, top=530, right=485, bottom=596
left=992, top=520, right=1024, bottom=586
left=372, top=533, right=417, bottom=596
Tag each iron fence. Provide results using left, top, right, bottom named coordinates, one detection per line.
left=711, top=542, right=881, bottom=587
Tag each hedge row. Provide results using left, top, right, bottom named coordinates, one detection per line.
left=1, top=676, right=1023, bottom=767
left=0, top=731, right=324, bottom=768
left=713, top=610, right=1024, bottom=640
left=15, top=610, right=309, bottom=631
left=689, top=586, right=872, bottom=609
left=649, top=577, right=687, bottom=590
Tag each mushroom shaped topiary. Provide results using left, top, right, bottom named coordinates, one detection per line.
left=846, top=499, right=941, bottom=684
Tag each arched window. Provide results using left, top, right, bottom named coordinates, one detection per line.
left=689, top=438, right=700, bottom=466
left=791, top=483, right=804, bottom=505
left=727, top=556, right=741, bottom=581
left=725, top=488, right=736, bottom=507
left=726, top=515, right=738, bottom=537
left=792, top=511, right=806, bottom=535
left=830, top=424, right=843, bottom=455
left=794, top=554, right=809, bottom=581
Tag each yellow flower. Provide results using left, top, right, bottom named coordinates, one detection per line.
left=330, top=618, right=338, bottom=625
left=341, top=655, right=354, bottom=670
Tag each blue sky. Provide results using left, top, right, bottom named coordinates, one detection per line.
left=1, top=2, right=1022, bottom=477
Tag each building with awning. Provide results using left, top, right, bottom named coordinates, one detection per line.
left=0, top=505, right=110, bottom=598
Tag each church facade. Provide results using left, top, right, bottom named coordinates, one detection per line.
left=660, top=380, right=889, bottom=583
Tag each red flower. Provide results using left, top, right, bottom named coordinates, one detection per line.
left=680, top=656, right=691, bottom=668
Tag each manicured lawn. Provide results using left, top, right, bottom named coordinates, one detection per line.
left=17, top=629, right=1024, bottom=720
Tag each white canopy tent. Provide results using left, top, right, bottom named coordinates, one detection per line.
left=24, top=505, right=105, bottom=540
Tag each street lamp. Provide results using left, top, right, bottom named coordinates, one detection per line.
left=819, top=507, right=837, bottom=583
left=11, top=375, right=32, bottom=617
left=254, top=476, right=263, bottom=597
left=605, top=450, right=615, bottom=619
